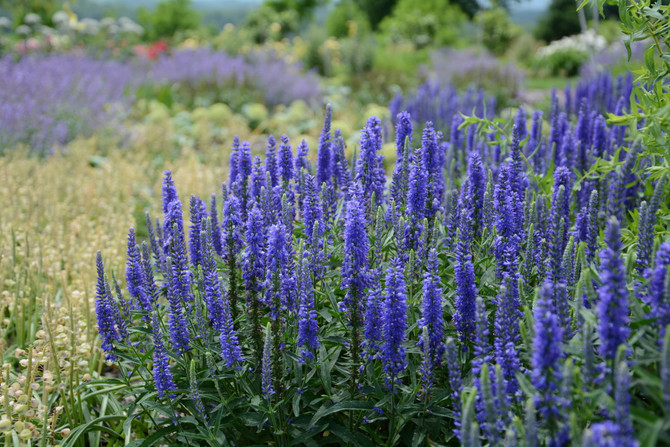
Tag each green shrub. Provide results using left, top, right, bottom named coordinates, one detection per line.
left=137, top=0, right=200, bottom=41
left=325, top=0, right=371, bottom=39
left=243, top=4, right=299, bottom=44
left=379, top=0, right=466, bottom=49
left=475, top=7, right=522, bottom=56
left=535, top=47, right=589, bottom=76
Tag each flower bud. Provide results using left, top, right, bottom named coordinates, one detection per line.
left=0, top=419, right=12, bottom=434
left=18, top=428, right=32, bottom=440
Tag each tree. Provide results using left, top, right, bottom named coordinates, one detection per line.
left=379, top=0, right=466, bottom=48
left=137, top=0, right=200, bottom=40
left=534, top=0, right=585, bottom=42
left=266, top=0, right=328, bottom=22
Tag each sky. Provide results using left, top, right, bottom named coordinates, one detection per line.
left=511, top=0, right=550, bottom=10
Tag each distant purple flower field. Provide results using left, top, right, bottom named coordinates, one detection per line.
left=0, top=50, right=322, bottom=155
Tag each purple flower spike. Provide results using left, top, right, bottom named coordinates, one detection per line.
left=316, top=104, right=333, bottom=186
left=597, top=217, right=630, bottom=363
left=382, top=258, right=408, bottom=389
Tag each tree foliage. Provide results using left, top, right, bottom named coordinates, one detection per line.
left=137, top=0, right=200, bottom=41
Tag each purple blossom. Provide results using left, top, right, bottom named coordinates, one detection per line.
left=229, top=136, right=240, bottom=186
left=188, top=195, right=208, bottom=266
left=316, top=104, right=333, bottom=185
left=598, top=217, right=630, bottom=363
left=418, top=248, right=445, bottom=386
left=263, top=224, right=290, bottom=316
left=637, top=177, right=667, bottom=277
left=266, top=135, right=278, bottom=188
left=355, top=116, right=385, bottom=206
left=467, top=151, right=486, bottom=230
left=126, top=228, right=149, bottom=312
left=341, top=182, right=370, bottom=314
left=445, top=338, right=462, bottom=437
left=454, top=220, right=477, bottom=344
left=95, top=251, right=119, bottom=361
left=201, top=219, right=242, bottom=366
left=261, top=324, right=275, bottom=400
left=221, top=194, right=244, bottom=260
left=494, top=275, right=521, bottom=394
left=531, top=281, right=563, bottom=425
left=407, top=152, right=427, bottom=223
left=297, top=250, right=319, bottom=361
left=514, top=106, right=527, bottom=141
left=301, top=174, right=323, bottom=246
left=295, top=139, right=311, bottom=175
left=421, top=122, right=444, bottom=218
left=250, top=156, right=266, bottom=204
left=584, top=421, right=635, bottom=447
left=242, top=204, right=266, bottom=292
left=209, top=193, right=223, bottom=256
left=382, top=259, right=408, bottom=388
left=140, top=242, right=159, bottom=307
left=165, top=201, right=193, bottom=303
left=278, top=135, right=294, bottom=185
left=162, top=170, right=179, bottom=216
left=649, top=243, right=670, bottom=338
left=151, top=314, right=176, bottom=399
left=165, top=256, right=191, bottom=356
left=614, top=361, right=635, bottom=442
left=362, top=269, right=383, bottom=361
left=332, top=130, right=351, bottom=193
left=493, top=165, right=523, bottom=279
left=389, top=116, right=413, bottom=213
left=189, top=360, right=207, bottom=423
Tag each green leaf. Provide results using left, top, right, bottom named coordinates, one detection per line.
left=288, top=423, right=328, bottom=446
left=60, top=415, right=126, bottom=447
left=125, top=425, right=183, bottom=447
left=327, top=422, right=375, bottom=447
left=308, top=401, right=375, bottom=428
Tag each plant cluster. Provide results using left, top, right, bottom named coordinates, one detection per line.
left=0, top=53, right=140, bottom=155
left=534, top=30, right=608, bottom=76
left=0, top=49, right=321, bottom=155
left=90, top=66, right=670, bottom=445
left=0, top=10, right=144, bottom=55
left=424, top=48, right=524, bottom=107
left=581, top=0, right=670, bottom=179
left=146, top=49, right=321, bottom=110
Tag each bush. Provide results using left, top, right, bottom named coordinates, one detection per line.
left=137, top=0, right=200, bottom=41
left=537, top=46, right=588, bottom=76
left=428, top=48, right=524, bottom=106
left=379, top=0, right=466, bottom=49
left=243, top=4, right=299, bottom=44
left=325, top=0, right=371, bottom=39
left=89, top=72, right=670, bottom=446
left=535, top=0, right=586, bottom=43
left=533, top=30, right=607, bottom=76
left=475, top=7, right=522, bottom=56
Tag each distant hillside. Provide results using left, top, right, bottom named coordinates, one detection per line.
left=72, top=0, right=257, bottom=28
left=509, top=8, right=545, bottom=32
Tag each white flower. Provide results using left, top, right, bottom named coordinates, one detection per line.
left=536, top=30, right=607, bottom=58
left=0, top=17, right=11, bottom=29
left=80, top=18, right=100, bottom=35
left=24, top=13, right=41, bottom=25
left=16, top=25, right=31, bottom=36
left=52, top=11, right=68, bottom=24
left=118, top=17, right=143, bottom=35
